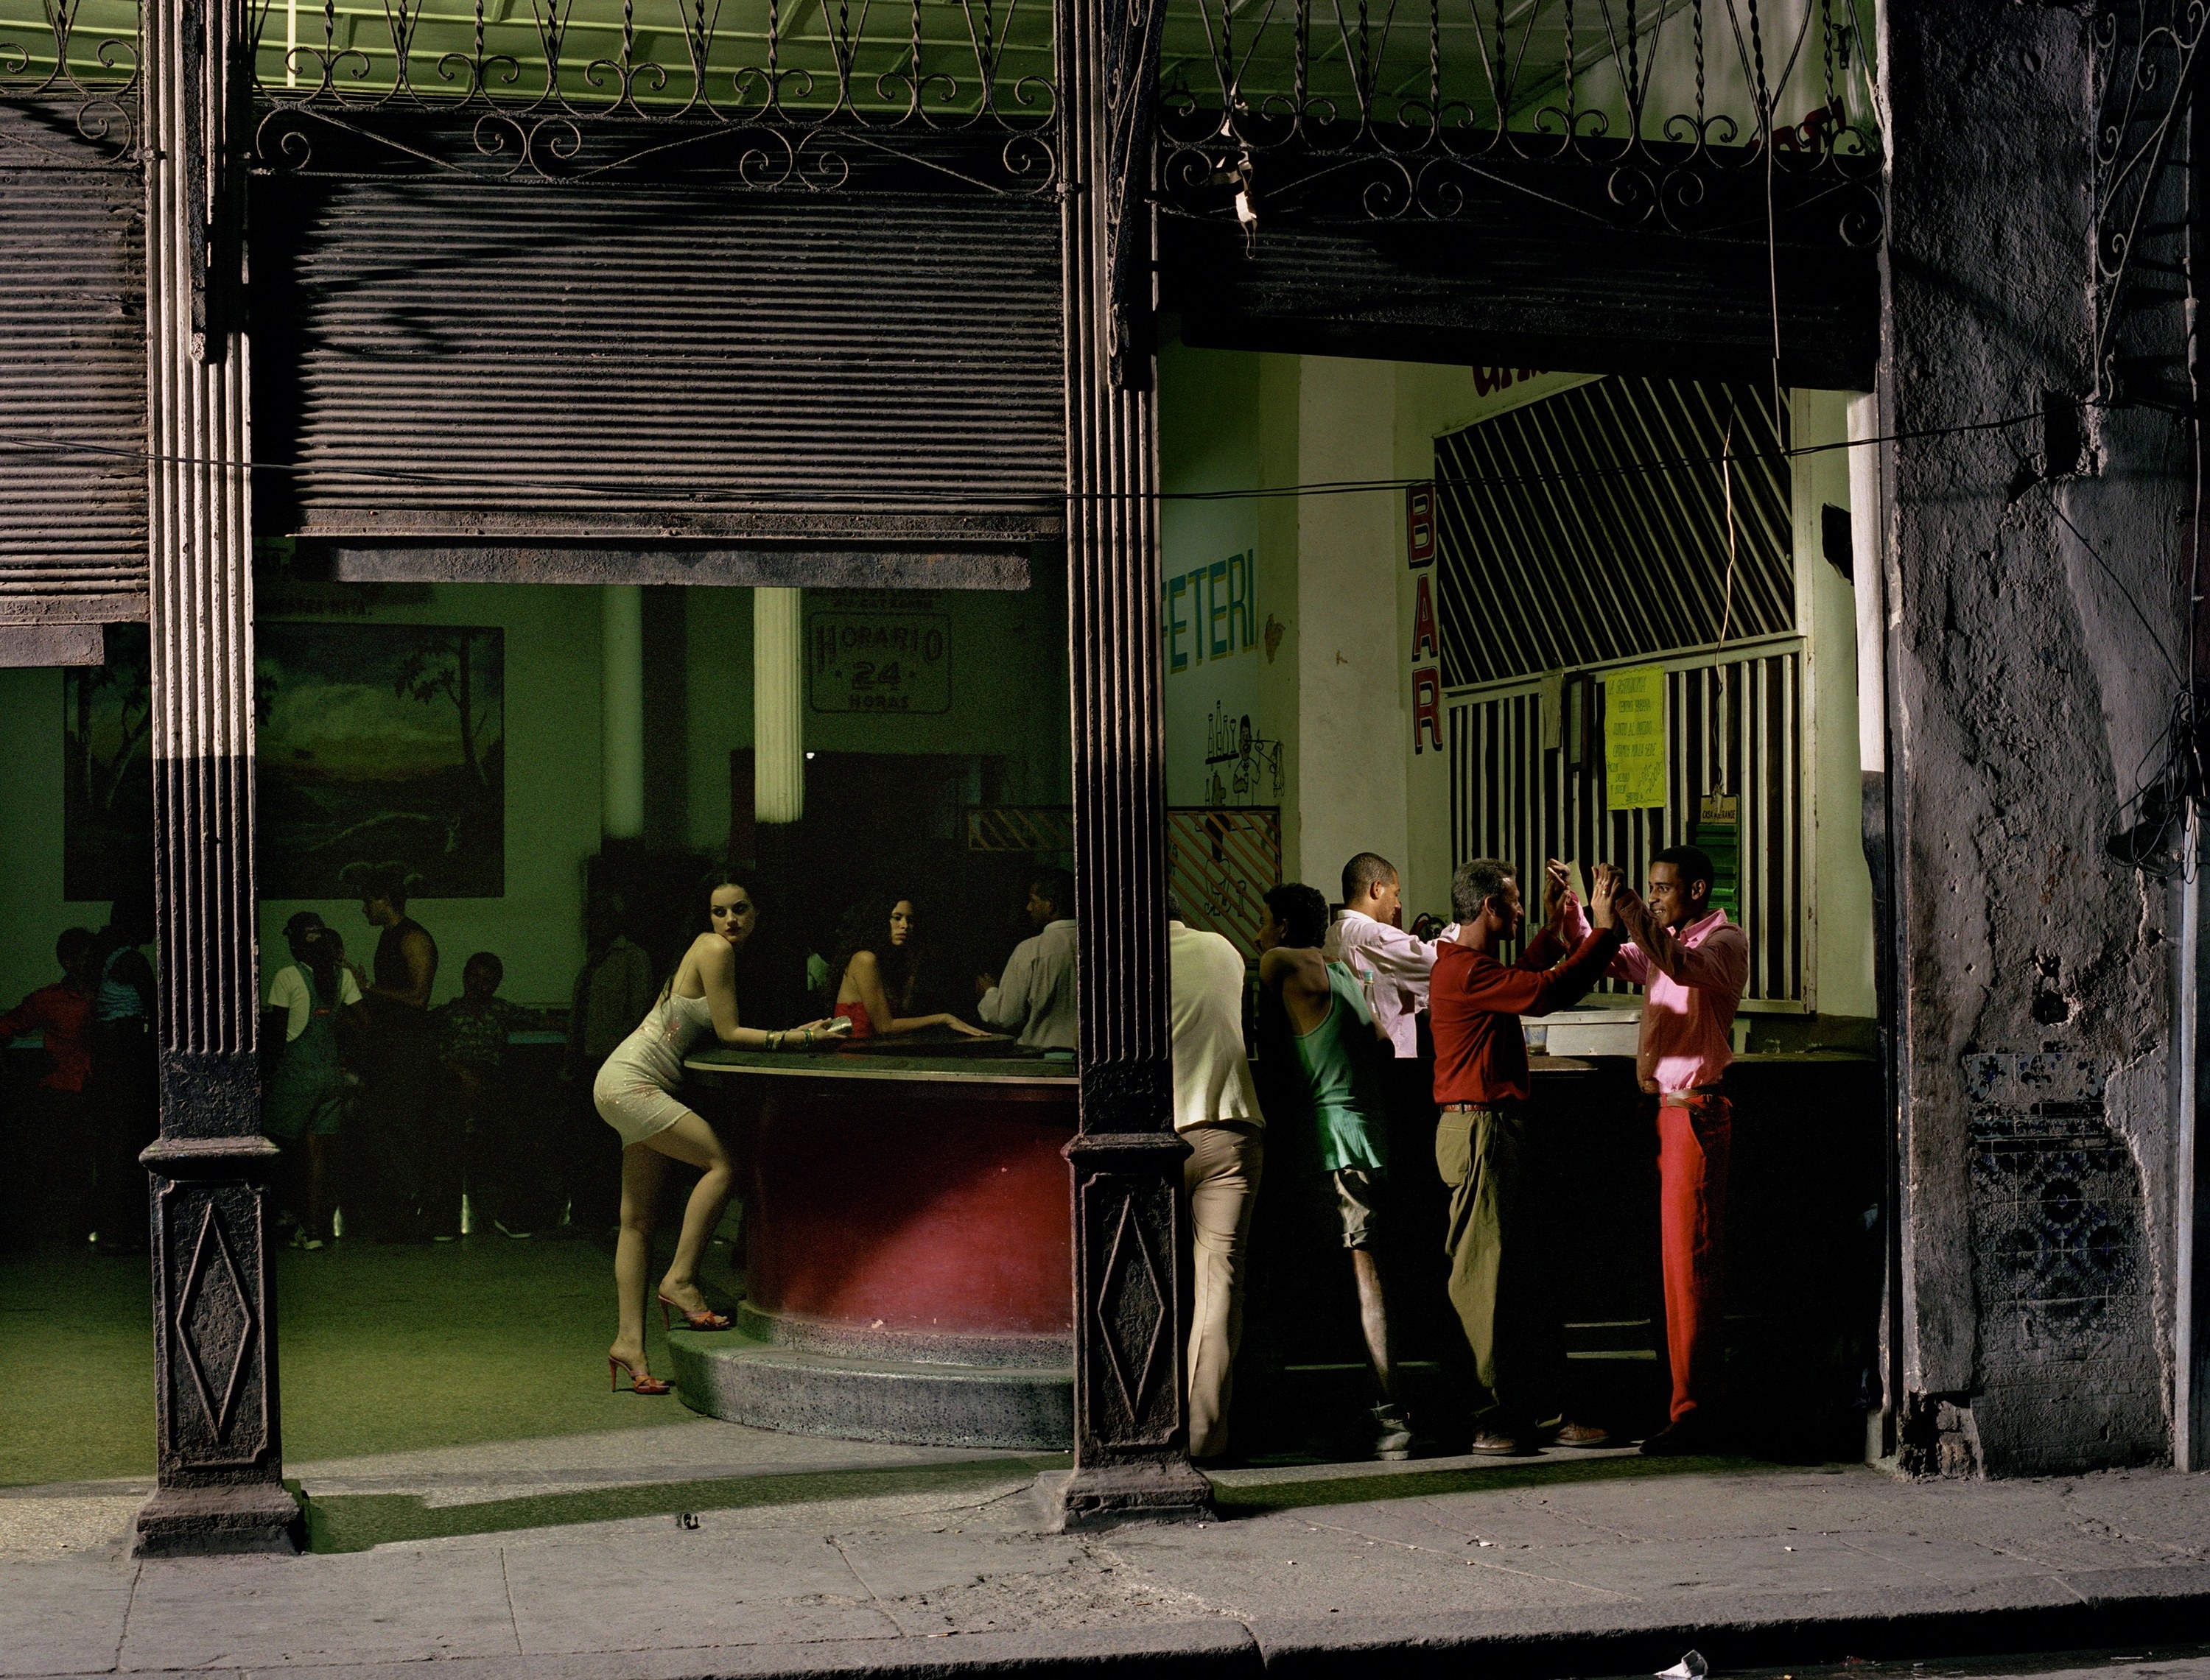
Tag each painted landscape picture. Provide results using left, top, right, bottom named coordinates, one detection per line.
left=62, top=623, right=155, bottom=903
left=256, top=624, right=505, bottom=899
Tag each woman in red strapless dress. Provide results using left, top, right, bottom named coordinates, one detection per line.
left=827, top=895, right=989, bottom=1041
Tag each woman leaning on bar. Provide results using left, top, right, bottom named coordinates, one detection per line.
left=593, top=875, right=851, bottom=1396
left=826, top=893, right=989, bottom=1041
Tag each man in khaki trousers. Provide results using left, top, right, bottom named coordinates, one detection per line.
left=1168, top=901, right=1266, bottom=1462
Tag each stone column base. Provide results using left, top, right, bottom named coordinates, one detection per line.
left=1035, top=1461, right=1213, bottom=1531
left=134, top=1483, right=304, bottom=1557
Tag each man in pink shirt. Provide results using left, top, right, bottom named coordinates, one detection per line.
left=1557, top=845, right=1746, bottom=1454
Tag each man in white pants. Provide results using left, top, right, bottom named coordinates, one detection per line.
left=1168, top=896, right=1265, bottom=1462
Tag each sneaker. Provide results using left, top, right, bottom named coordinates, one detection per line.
left=494, top=1221, right=533, bottom=1240
left=1551, top=1419, right=1613, bottom=1449
left=288, top=1229, right=325, bottom=1252
left=1468, top=1430, right=1534, bottom=1457
left=1372, top=1404, right=1414, bottom=1461
left=432, top=1233, right=458, bottom=1243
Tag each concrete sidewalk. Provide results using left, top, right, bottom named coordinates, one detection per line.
left=4, top=1419, right=2207, bottom=1679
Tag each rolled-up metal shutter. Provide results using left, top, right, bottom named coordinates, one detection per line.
left=0, top=104, right=147, bottom=633
left=252, top=180, right=1065, bottom=577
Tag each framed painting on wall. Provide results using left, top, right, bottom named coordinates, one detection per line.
left=256, top=623, right=505, bottom=899
left=61, top=623, right=507, bottom=902
left=62, top=624, right=154, bottom=903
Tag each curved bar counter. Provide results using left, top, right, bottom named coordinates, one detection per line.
left=672, top=1041, right=1078, bottom=1449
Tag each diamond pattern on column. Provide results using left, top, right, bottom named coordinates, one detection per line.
left=175, top=1203, right=256, bottom=1444
left=1093, top=1189, right=1165, bottom=1419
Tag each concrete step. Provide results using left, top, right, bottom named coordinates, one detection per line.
left=668, top=1326, right=1073, bottom=1451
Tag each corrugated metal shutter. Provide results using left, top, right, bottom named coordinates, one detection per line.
left=1447, top=644, right=1806, bottom=1005
left=252, top=180, right=1065, bottom=552
left=0, top=105, right=147, bottom=625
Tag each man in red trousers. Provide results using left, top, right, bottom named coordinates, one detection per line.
left=1558, top=846, right=1747, bottom=1453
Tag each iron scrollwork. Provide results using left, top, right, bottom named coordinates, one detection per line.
left=2091, top=0, right=2208, bottom=407
left=0, top=0, right=141, bottom=165
left=1155, top=0, right=1884, bottom=247
left=245, top=0, right=1059, bottom=193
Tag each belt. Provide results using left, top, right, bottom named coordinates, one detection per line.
left=1440, top=1100, right=1523, bottom=1114
left=1656, top=1086, right=1727, bottom=1109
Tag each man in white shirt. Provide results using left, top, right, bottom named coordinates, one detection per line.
left=1169, top=897, right=1265, bottom=1461
left=977, top=868, right=1078, bottom=1052
left=1323, top=851, right=1454, bottom=1061
left=1325, top=854, right=1459, bottom=1376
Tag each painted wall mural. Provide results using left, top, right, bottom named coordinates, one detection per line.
left=61, top=622, right=508, bottom=901
left=62, top=623, right=155, bottom=902
left=1202, top=702, right=1283, bottom=808
left=256, top=623, right=506, bottom=899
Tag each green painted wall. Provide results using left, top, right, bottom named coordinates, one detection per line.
left=0, top=667, right=95, bottom=1010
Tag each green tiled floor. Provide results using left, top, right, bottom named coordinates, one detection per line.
left=0, top=1234, right=711, bottom=1487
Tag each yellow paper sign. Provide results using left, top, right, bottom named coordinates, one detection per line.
left=1604, top=664, right=1666, bottom=810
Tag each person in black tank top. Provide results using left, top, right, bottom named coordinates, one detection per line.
left=358, top=865, right=442, bottom=1240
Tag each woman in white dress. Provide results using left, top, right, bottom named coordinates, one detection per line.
left=594, top=878, right=849, bottom=1394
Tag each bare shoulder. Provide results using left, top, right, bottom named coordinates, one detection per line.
left=691, top=932, right=734, bottom=971
left=846, top=948, right=881, bottom=977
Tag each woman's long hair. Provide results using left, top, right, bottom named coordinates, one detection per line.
left=660, top=874, right=758, bottom=1004
left=826, top=894, right=921, bottom=1014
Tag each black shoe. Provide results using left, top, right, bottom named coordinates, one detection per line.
left=1641, top=1416, right=1718, bottom=1456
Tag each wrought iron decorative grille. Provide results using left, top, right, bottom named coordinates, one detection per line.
left=2091, top=0, right=2207, bottom=407
left=245, top=0, right=1058, bottom=189
left=1157, top=0, right=1882, bottom=243
left=0, top=0, right=140, bottom=164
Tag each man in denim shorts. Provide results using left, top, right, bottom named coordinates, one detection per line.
left=1259, top=882, right=1411, bottom=1461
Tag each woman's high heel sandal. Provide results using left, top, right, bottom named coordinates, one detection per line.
left=608, top=1356, right=670, bottom=1396
left=658, top=1294, right=732, bottom=1332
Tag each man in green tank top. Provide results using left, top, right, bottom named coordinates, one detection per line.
left=1258, top=882, right=1412, bottom=1460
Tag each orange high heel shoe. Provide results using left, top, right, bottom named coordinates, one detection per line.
left=658, top=1293, right=732, bottom=1332
left=608, top=1355, right=670, bottom=1396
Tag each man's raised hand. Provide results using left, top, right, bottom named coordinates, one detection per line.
left=1543, top=859, right=1572, bottom=931
left=1588, top=863, right=1616, bottom=929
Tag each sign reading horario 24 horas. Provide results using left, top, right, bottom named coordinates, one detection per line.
left=808, top=612, right=951, bottom=714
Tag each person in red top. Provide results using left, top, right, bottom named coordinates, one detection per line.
left=1, top=928, right=97, bottom=1098
left=1557, top=846, right=1748, bottom=1454
left=1, top=927, right=98, bottom=1243
left=1429, top=857, right=1627, bottom=1455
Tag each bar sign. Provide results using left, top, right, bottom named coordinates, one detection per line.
left=1406, top=483, right=1436, bottom=566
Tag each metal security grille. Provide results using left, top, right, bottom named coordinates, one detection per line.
left=1446, top=642, right=1806, bottom=1005
left=1167, top=807, right=1281, bottom=960
left=252, top=180, right=1064, bottom=547
left=1434, top=377, right=1792, bottom=689
left=0, top=105, right=147, bottom=625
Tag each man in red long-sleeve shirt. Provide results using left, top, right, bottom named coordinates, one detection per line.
left=1430, top=857, right=1626, bottom=1455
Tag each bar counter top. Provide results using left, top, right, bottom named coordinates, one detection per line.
left=684, top=1039, right=1076, bottom=1087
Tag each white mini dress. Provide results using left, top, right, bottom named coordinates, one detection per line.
left=593, top=988, right=717, bottom=1147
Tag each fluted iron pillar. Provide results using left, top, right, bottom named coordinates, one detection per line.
left=133, top=0, right=301, bottom=1556
left=1048, top=0, right=1209, bottom=1529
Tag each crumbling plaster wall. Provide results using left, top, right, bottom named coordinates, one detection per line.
left=1884, top=3, right=2181, bottom=1475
